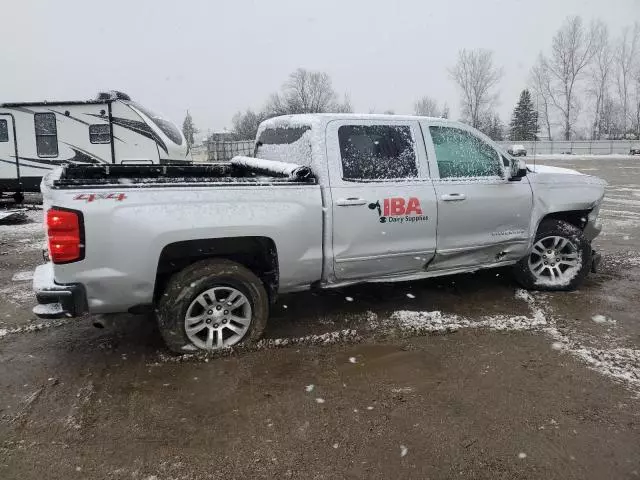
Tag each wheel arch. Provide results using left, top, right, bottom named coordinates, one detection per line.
left=154, top=236, right=279, bottom=303
left=537, top=209, right=592, bottom=232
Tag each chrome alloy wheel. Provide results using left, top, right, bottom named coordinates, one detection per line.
left=528, top=235, right=581, bottom=285
left=184, top=286, right=252, bottom=350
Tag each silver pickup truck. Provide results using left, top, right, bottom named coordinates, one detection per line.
left=33, top=114, right=606, bottom=353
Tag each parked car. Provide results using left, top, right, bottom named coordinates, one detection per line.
left=508, top=144, right=527, bottom=156
left=33, top=114, right=606, bottom=353
left=630, top=145, right=640, bottom=155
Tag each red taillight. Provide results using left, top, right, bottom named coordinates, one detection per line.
left=46, top=208, right=83, bottom=264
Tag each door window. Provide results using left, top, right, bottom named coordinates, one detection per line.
left=338, top=125, right=418, bottom=180
left=0, top=119, right=8, bottom=142
left=34, top=113, right=59, bottom=157
left=429, top=126, right=502, bottom=178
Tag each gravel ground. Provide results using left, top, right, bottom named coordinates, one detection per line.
left=0, top=159, right=639, bottom=479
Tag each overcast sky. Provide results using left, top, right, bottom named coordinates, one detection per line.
left=4, top=0, right=640, bottom=134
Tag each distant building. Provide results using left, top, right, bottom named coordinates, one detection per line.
left=207, top=131, right=238, bottom=142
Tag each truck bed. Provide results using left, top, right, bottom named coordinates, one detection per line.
left=50, top=162, right=316, bottom=188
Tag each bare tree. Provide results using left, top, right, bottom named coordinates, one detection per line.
left=599, top=94, right=622, bottom=138
left=265, top=68, right=350, bottom=115
left=232, top=109, right=266, bottom=140
left=615, top=22, right=640, bottom=135
left=414, top=96, right=441, bottom=117
left=449, top=49, right=503, bottom=129
left=632, top=66, right=640, bottom=138
left=332, top=94, right=353, bottom=113
left=441, top=103, right=450, bottom=119
left=530, top=55, right=554, bottom=139
left=543, top=16, right=597, bottom=140
left=587, top=21, right=613, bottom=139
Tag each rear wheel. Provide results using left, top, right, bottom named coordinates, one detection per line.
left=514, top=219, right=591, bottom=291
left=156, top=259, right=269, bottom=353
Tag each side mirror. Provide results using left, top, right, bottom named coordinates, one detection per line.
left=509, top=158, right=527, bottom=181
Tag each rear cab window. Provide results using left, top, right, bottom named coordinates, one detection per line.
left=255, top=125, right=313, bottom=166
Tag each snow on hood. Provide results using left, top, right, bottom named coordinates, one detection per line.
left=528, top=164, right=583, bottom=175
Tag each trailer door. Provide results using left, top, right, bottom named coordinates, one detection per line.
left=0, top=114, right=19, bottom=190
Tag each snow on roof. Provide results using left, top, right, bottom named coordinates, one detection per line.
left=260, top=113, right=457, bottom=126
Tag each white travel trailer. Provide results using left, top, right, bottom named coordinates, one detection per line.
left=0, top=91, right=190, bottom=201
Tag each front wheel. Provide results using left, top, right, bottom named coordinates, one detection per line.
left=156, top=259, right=269, bottom=353
left=514, top=219, right=591, bottom=291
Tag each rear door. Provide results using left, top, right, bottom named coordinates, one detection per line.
left=326, top=119, right=438, bottom=280
left=421, top=121, right=533, bottom=271
left=0, top=114, right=19, bottom=186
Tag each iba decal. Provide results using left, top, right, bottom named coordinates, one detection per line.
left=368, top=197, right=429, bottom=224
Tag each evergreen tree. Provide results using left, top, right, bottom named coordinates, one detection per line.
left=182, top=111, right=198, bottom=147
left=485, top=113, right=505, bottom=140
left=509, top=89, right=539, bottom=140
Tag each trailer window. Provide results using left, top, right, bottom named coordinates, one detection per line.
left=89, top=124, right=110, bottom=144
left=0, top=120, right=8, bottom=142
left=338, top=125, right=418, bottom=180
left=34, top=113, right=58, bottom=157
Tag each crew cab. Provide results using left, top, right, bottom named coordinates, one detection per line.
left=33, top=114, right=606, bottom=353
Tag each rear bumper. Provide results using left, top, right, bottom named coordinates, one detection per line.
left=32, top=263, right=87, bottom=319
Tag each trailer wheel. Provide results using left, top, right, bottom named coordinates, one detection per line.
left=156, top=258, right=269, bottom=354
left=12, top=191, right=24, bottom=203
left=514, top=219, right=591, bottom=291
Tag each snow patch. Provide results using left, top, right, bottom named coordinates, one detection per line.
left=11, top=271, right=34, bottom=282
left=592, top=314, right=616, bottom=325
left=0, top=283, right=35, bottom=305
left=372, top=291, right=547, bottom=336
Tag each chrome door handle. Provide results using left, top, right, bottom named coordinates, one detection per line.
left=336, top=197, right=367, bottom=206
left=441, top=193, right=466, bottom=201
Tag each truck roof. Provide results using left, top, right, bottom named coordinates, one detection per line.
left=259, top=113, right=463, bottom=130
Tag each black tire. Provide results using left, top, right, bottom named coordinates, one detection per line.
left=12, top=191, right=24, bottom=203
left=156, top=259, right=269, bottom=354
left=514, top=219, right=591, bottom=291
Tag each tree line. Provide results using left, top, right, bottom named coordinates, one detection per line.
left=184, top=16, right=639, bottom=144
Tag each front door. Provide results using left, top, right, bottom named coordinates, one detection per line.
left=327, top=119, right=438, bottom=280
left=0, top=114, right=19, bottom=189
left=421, top=122, right=533, bottom=271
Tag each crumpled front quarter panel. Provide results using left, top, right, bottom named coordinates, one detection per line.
left=528, top=171, right=606, bottom=243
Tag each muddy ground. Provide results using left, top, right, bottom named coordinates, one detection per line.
left=1, top=158, right=639, bottom=479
